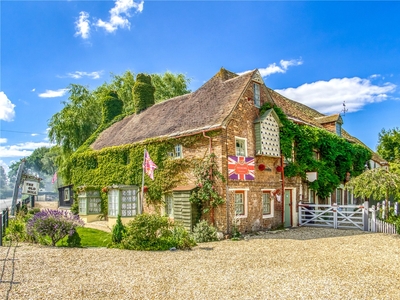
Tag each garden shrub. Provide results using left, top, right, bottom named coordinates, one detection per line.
left=27, top=209, right=84, bottom=246
left=4, top=215, right=28, bottom=243
left=120, top=213, right=195, bottom=250
left=170, top=225, right=196, bottom=250
left=192, top=220, right=218, bottom=243
left=111, top=215, right=126, bottom=244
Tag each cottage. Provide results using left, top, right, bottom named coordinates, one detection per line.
left=74, top=68, right=387, bottom=233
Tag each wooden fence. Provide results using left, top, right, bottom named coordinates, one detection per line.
left=369, top=201, right=399, bottom=234
left=299, top=201, right=399, bottom=234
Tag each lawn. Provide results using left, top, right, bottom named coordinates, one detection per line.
left=57, top=227, right=112, bottom=247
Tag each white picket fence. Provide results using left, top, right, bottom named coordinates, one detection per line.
left=298, top=201, right=399, bottom=234
left=369, top=201, right=399, bottom=234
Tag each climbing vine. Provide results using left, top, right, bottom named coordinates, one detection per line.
left=260, top=103, right=372, bottom=199
left=189, top=153, right=226, bottom=214
left=66, top=132, right=221, bottom=216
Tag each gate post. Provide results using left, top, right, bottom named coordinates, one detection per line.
left=333, top=203, right=338, bottom=229
left=363, top=201, right=369, bottom=231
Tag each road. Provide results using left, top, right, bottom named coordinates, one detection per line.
left=0, top=197, right=16, bottom=211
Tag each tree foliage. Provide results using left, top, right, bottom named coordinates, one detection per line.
left=346, top=168, right=400, bottom=201
left=48, top=84, right=101, bottom=156
left=377, top=127, right=400, bottom=163
left=151, top=72, right=191, bottom=103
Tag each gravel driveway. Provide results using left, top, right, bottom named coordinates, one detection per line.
left=1, top=227, right=400, bottom=300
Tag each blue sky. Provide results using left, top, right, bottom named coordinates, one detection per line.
left=1, top=0, right=400, bottom=174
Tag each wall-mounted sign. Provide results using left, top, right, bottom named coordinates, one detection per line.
left=228, top=156, right=255, bottom=180
left=22, top=180, right=39, bottom=196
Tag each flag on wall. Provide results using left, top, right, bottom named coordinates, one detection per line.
left=143, top=150, right=157, bottom=180
left=228, top=156, right=255, bottom=180
left=51, top=172, right=58, bottom=184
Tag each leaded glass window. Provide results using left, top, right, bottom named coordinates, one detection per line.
left=254, top=83, right=260, bottom=107
left=165, top=194, right=173, bottom=217
left=121, top=189, right=137, bottom=217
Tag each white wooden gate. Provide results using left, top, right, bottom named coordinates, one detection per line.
left=298, top=202, right=366, bottom=230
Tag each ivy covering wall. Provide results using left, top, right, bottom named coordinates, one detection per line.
left=260, top=103, right=372, bottom=199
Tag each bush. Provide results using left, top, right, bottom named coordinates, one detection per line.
left=66, top=230, right=82, bottom=247
left=192, top=220, right=218, bottom=243
left=26, top=209, right=84, bottom=246
left=111, top=215, right=126, bottom=244
left=170, top=225, right=196, bottom=250
left=120, top=214, right=196, bottom=251
left=4, top=216, right=28, bottom=243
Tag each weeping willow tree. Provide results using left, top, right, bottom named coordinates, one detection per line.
left=346, top=168, right=400, bottom=217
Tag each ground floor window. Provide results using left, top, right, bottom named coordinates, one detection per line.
left=308, top=188, right=316, bottom=204
left=165, top=194, right=174, bottom=217
left=336, top=188, right=343, bottom=205
left=262, top=191, right=273, bottom=217
left=234, top=191, right=245, bottom=216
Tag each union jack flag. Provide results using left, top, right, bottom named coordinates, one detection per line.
left=228, top=156, right=255, bottom=181
left=143, top=150, right=157, bottom=180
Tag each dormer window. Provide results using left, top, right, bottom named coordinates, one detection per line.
left=253, top=83, right=260, bottom=107
left=336, top=123, right=342, bottom=137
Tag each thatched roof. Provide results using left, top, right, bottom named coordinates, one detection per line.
left=91, top=68, right=254, bottom=150
left=90, top=67, right=387, bottom=165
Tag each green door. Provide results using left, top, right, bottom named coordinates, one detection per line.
left=284, top=189, right=292, bottom=227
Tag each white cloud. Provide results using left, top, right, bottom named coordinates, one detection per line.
left=75, top=11, right=91, bottom=39
left=38, top=89, right=69, bottom=98
left=0, top=138, right=7, bottom=144
left=239, top=58, right=303, bottom=78
left=66, top=71, right=103, bottom=79
left=0, top=91, right=16, bottom=122
left=31, top=133, right=39, bottom=137
left=31, top=88, right=36, bottom=92
left=0, top=141, right=53, bottom=158
left=276, top=77, right=396, bottom=115
left=95, top=0, right=144, bottom=33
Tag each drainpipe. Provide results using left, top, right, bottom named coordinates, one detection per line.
left=203, top=131, right=214, bottom=224
left=280, top=154, right=285, bottom=225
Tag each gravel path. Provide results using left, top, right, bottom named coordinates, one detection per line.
left=1, top=227, right=400, bottom=300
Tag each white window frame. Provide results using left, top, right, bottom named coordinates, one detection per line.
left=235, top=137, right=247, bottom=157
left=254, top=83, right=260, bottom=108
left=169, top=144, right=183, bottom=159
left=165, top=193, right=174, bottom=218
left=64, top=188, right=70, bottom=202
left=230, top=189, right=248, bottom=218
left=261, top=189, right=274, bottom=218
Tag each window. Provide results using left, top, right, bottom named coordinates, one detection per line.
left=336, top=188, right=343, bottom=205
left=165, top=194, right=174, bottom=218
left=169, top=144, right=183, bottom=159
left=336, top=123, right=342, bottom=137
left=235, top=137, right=247, bottom=157
left=309, top=189, right=316, bottom=204
left=108, top=189, right=119, bottom=217
left=346, top=190, right=353, bottom=205
left=262, top=192, right=271, bottom=215
left=254, top=83, right=260, bottom=107
left=64, top=188, right=70, bottom=202
left=234, top=191, right=245, bottom=216
left=312, top=150, right=319, bottom=161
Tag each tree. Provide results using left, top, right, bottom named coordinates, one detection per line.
left=377, top=127, right=400, bottom=163
left=151, top=72, right=191, bottom=103
left=346, top=168, right=400, bottom=212
left=48, top=84, right=102, bottom=156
